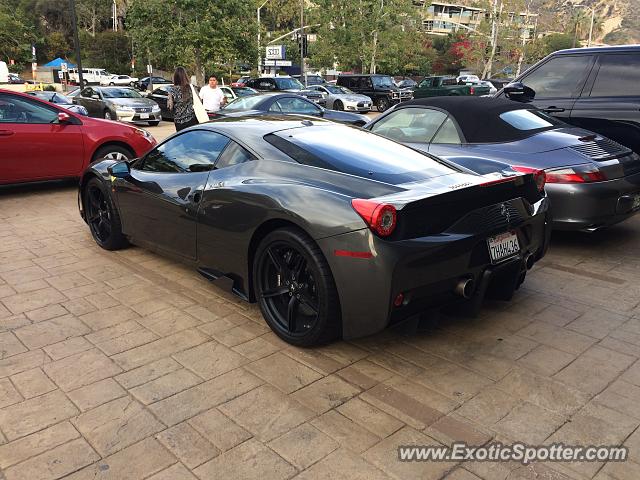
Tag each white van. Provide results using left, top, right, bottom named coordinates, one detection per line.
left=68, top=67, right=111, bottom=85
left=0, top=61, right=8, bottom=83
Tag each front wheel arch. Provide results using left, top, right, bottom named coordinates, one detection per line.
left=90, top=142, right=135, bottom=162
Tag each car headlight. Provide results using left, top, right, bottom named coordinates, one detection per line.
left=134, top=127, right=153, bottom=140
left=117, top=106, right=135, bottom=111
left=151, top=105, right=160, bottom=112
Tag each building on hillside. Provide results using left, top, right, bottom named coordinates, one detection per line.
left=413, top=1, right=538, bottom=41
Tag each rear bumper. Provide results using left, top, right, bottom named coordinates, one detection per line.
left=318, top=197, right=550, bottom=339
left=547, top=171, right=640, bottom=231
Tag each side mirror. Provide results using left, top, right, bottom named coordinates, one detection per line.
left=503, top=82, right=535, bottom=102
left=57, top=112, right=72, bottom=123
left=107, top=161, right=130, bottom=178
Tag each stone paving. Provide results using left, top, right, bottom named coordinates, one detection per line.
left=1, top=180, right=640, bottom=480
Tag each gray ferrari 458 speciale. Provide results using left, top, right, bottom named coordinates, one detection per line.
left=79, top=115, right=551, bottom=346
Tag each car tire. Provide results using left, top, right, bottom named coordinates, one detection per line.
left=92, top=144, right=133, bottom=162
left=103, top=110, right=114, bottom=120
left=334, top=100, right=344, bottom=111
left=109, top=82, right=115, bottom=86
left=253, top=227, right=341, bottom=347
left=84, top=177, right=128, bottom=251
left=376, top=97, right=390, bottom=112
left=148, top=121, right=160, bottom=127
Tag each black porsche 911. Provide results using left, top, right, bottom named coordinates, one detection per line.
left=79, top=116, right=551, bottom=346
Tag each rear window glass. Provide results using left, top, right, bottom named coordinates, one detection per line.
left=264, top=125, right=456, bottom=184
left=499, top=109, right=558, bottom=130
left=224, top=95, right=263, bottom=110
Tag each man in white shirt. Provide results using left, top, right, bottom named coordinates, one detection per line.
left=199, top=75, right=226, bottom=112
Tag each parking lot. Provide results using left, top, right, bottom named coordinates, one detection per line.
left=0, top=118, right=639, bottom=480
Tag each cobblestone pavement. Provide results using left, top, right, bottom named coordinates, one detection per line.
left=1, top=179, right=640, bottom=480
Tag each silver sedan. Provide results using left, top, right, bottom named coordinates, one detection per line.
left=308, top=84, right=372, bottom=112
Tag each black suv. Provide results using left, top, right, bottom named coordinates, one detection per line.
left=499, top=45, right=640, bottom=154
left=245, top=76, right=323, bottom=103
left=336, top=74, right=412, bottom=112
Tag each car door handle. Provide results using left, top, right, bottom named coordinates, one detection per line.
left=542, top=107, right=565, bottom=113
left=0, top=130, right=14, bottom=136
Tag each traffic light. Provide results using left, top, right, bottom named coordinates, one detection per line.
left=298, top=34, right=308, bottom=58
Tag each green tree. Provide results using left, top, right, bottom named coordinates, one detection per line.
left=127, top=0, right=257, bottom=85
left=0, top=1, right=37, bottom=64
left=541, top=32, right=573, bottom=55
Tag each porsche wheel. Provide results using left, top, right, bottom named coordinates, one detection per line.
left=254, top=228, right=340, bottom=347
left=84, top=178, right=128, bottom=251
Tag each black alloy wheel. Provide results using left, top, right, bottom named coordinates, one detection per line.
left=84, top=178, right=128, bottom=251
left=376, top=97, right=390, bottom=112
left=254, top=228, right=340, bottom=346
left=334, top=100, right=344, bottom=111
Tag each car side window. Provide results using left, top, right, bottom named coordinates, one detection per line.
left=432, top=117, right=462, bottom=144
left=370, top=108, right=447, bottom=143
left=81, top=88, right=94, bottom=97
left=215, top=141, right=257, bottom=169
left=590, top=54, right=640, bottom=97
left=151, top=88, right=167, bottom=96
left=520, top=55, right=593, bottom=99
left=360, top=77, right=373, bottom=89
left=419, top=78, right=433, bottom=88
left=0, top=94, right=58, bottom=124
left=139, top=130, right=230, bottom=173
left=258, top=79, right=274, bottom=90
left=272, top=97, right=320, bottom=115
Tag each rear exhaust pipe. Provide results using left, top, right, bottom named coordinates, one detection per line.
left=454, top=278, right=475, bottom=299
left=524, top=253, right=535, bottom=270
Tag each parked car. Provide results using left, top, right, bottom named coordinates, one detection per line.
left=478, top=80, right=498, bottom=96
left=337, top=74, right=412, bottom=112
left=365, top=96, right=640, bottom=231
left=231, top=86, right=258, bottom=97
left=146, top=85, right=173, bottom=120
left=497, top=45, right=640, bottom=155
left=73, top=86, right=161, bottom=126
left=395, top=78, right=417, bottom=90
left=0, top=89, right=156, bottom=185
left=292, top=74, right=326, bottom=86
left=457, top=74, right=480, bottom=84
left=8, top=73, right=26, bottom=84
left=245, top=76, right=324, bottom=103
left=307, top=84, right=372, bottom=112
left=230, top=75, right=251, bottom=87
left=68, top=68, right=111, bottom=86
left=100, top=74, right=138, bottom=86
left=135, top=76, right=172, bottom=91
left=26, top=91, right=89, bottom=116
left=216, top=93, right=368, bottom=126
left=413, top=76, right=491, bottom=98
left=78, top=115, right=549, bottom=346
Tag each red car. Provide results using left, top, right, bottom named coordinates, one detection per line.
left=0, top=89, right=157, bottom=185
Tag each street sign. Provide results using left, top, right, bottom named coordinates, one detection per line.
left=61, top=63, right=68, bottom=72
left=58, top=71, right=64, bottom=79
left=147, top=64, right=153, bottom=74
left=263, top=60, right=292, bottom=67
left=265, top=45, right=285, bottom=60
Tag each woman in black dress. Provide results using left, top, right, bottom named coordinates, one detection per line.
left=167, top=67, right=198, bottom=131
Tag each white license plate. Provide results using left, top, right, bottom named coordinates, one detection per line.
left=487, top=231, right=520, bottom=263
left=633, top=194, right=640, bottom=210
left=139, top=113, right=149, bottom=119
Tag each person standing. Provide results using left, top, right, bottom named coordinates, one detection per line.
left=199, top=74, right=226, bottom=113
left=167, top=67, right=198, bottom=131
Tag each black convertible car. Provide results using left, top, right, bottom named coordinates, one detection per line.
left=366, top=97, right=640, bottom=231
left=79, top=116, right=550, bottom=346
left=216, top=93, right=368, bottom=126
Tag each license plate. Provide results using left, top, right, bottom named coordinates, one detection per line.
left=487, top=231, right=520, bottom=263
left=139, top=113, right=149, bottom=119
left=633, top=194, right=640, bottom=210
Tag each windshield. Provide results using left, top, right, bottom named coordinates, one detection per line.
left=48, top=93, right=72, bottom=104
left=101, top=88, right=142, bottom=99
left=371, top=76, right=395, bottom=89
left=223, top=95, right=264, bottom=110
left=326, top=86, right=352, bottom=95
left=274, top=78, right=304, bottom=90
left=265, top=125, right=455, bottom=184
left=233, top=87, right=257, bottom=97
left=500, top=109, right=559, bottom=130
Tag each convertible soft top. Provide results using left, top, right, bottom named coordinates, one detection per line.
left=399, top=96, right=554, bottom=143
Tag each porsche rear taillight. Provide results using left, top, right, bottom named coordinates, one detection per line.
left=351, top=199, right=397, bottom=237
left=545, top=165, right=607, bottom=184
left=512, top=166, right=546, bottom=192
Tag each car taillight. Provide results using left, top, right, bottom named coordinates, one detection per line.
left=545, top=165, right=607, bottom=184
left=512, top=166, right=546, bottom=192
left=470, top=87, right=475, bottom=95
left=351, top=199, right=397, bottom=237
